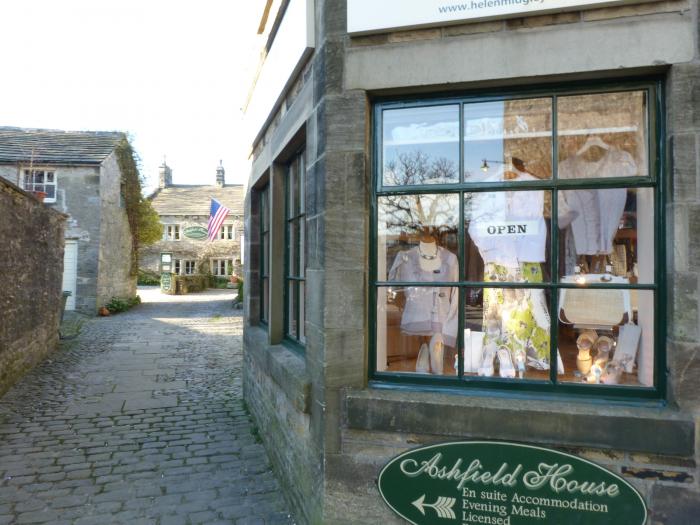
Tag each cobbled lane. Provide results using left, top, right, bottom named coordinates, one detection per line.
left=0, top=287, right=294, bottom=525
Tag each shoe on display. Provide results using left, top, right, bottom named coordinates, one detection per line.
left=594, top=335, right=614, bottom=367
left=429, top=333, right=444, bottom=375
left=497, top=346, right=516, bottom=378
left=416, top=343, right=430, bottom=374
left=513, top=348, right=526, bottom=378
left=478, top=343, right=497, bottom=377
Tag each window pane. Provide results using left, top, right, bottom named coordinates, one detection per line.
left=558, top=188, right=653, bottom=283
left=376, top=285, right=457, bottom=377
left=558, top=91, right=648, bottom=179
left=262, top=278, right=269, bottom=322
left=45, top=186, right=55, bottom=199
left=299, top=280, right=306, bottom=343
left=288, top=221, right=298, bottom=277
left=461, top=287, right=552, bottom=381
left=378, top=193, right=459, bottom=282
left=465, top=190, right=551, bottom=283
left=288, top=161, right=298, bottom=217
left=558, top=289, right=653, bottom=387
left=46, top=172, right=55, bottom=183
left=383, top=105, right=460, bottom=186
left=262, top=232, right=269, bottom=276
left=262, top=188, right=270, bottom=231
left=33, top=171, right=44, bottom=184
left=300, top=219, right=305, bottom=275
left=464, top=98, right=552, bottom=183
left=299, top=153, right=305, bottom=214
left=287, top=281, right=297, bottom=338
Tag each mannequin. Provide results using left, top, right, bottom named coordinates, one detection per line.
left=468, top=163, right=551, bottom=364
left=388, top=231, right=459, bottom=373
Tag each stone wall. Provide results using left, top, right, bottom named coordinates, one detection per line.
left=96, top=151, right=136, bottom=308
left=0, top=178, right=66, bottom=397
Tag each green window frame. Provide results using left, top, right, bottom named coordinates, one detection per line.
left=259, top=184, right=270, bottom=325
left=285, top=149, right=306, bottom=347
left=370, top=78, right=666, bottom=400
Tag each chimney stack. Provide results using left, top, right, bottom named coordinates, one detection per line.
left=216, top=160, right=225, bottom=187
left=158, top=159, right=172, bottom=189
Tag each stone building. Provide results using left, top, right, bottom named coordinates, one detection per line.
left=242, top=0, right=700, bottom=523
left=0, top=126, right=136, bottom=313
left=0, top=177, right=66, bottom=396
left=140, top=161, right=245, bottom=279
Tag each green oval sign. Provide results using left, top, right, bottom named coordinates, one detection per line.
left=378, top=441, right=646, bottom=525
left=183, top=226, right=208, bottom=239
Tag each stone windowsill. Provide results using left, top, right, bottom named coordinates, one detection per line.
left=345, top=387, right=695, bottom=457
left=244, top=325, right=311, bottom=414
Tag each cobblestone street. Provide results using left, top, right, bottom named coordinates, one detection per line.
left=0, top=288, right=294, bottom=525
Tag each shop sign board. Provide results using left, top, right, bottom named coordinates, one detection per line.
left=378, top=441, right=647, bottom=525
left=160, top=272, right=172, bottom=292
left=183, top=226, right=208, bottom=240
left=347, top=0, right=660, bottom=35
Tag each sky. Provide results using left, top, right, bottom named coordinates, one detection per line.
left=0, top=0, right=265, bottom=193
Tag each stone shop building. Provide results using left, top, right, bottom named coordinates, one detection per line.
left=140, top=161, right=245, bottom=278
left=242, top=1, right=700, bottom=523
left=0, top=127, right=135, bottom=313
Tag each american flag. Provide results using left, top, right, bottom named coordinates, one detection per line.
left=207, top=198, right=230, bottom=241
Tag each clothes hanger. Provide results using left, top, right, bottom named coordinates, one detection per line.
left=576, top=135, right=610, bottom=156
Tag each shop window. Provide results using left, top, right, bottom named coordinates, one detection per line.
left=260, top=185, right=270, bottom=324
left=285, top=149, right=306, bottom=346
left=374, top=82, right=662, bottom=397
left=219, top=224, right=235, bottom=240
left=164, top=224, right=180, bottom=241
left=22, top=168, right=57, bottom=202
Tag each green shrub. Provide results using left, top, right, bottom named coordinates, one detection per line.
left=137, top=269, right=161, bottom=285
left=105, top=295, right=141, bottom=314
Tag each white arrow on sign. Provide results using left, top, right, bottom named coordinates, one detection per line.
left=411, top=494, right=457, bottom=519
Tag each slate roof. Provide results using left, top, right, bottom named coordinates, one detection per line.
left=149, top=185, right=245, bottom=217
left=0, top=126, right=125, bottom=165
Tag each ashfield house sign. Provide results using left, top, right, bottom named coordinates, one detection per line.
left=347, top=0, right=662, bottom=35
left=378, top=442, right=646, bottom=525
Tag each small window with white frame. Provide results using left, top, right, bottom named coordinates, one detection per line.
left=219, top=224, right=235, bottom=240
left=22, top=168, right=57, bottom=202
left=174, top=259, right=181, bottom=275
left=163, top=225, right=180, bottom=241
left=211, top=258, right=233, bottom=276
left=184, top=260, right=196, bottom=275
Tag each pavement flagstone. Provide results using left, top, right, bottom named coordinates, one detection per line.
left=0, top=287, right=294, bottom=525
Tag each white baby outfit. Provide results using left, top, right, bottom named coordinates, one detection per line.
left=388, top=246, right=459, bottom=347
left=559, top=148, right=637, bottom=255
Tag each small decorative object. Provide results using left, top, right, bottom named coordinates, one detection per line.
left=602, top=361, right=624, bottom=385
left=576, top=330, right=597, bottom=375
left=98, top=306, right=111, bottom=317
left=587, top=363, right=603, bottom=384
